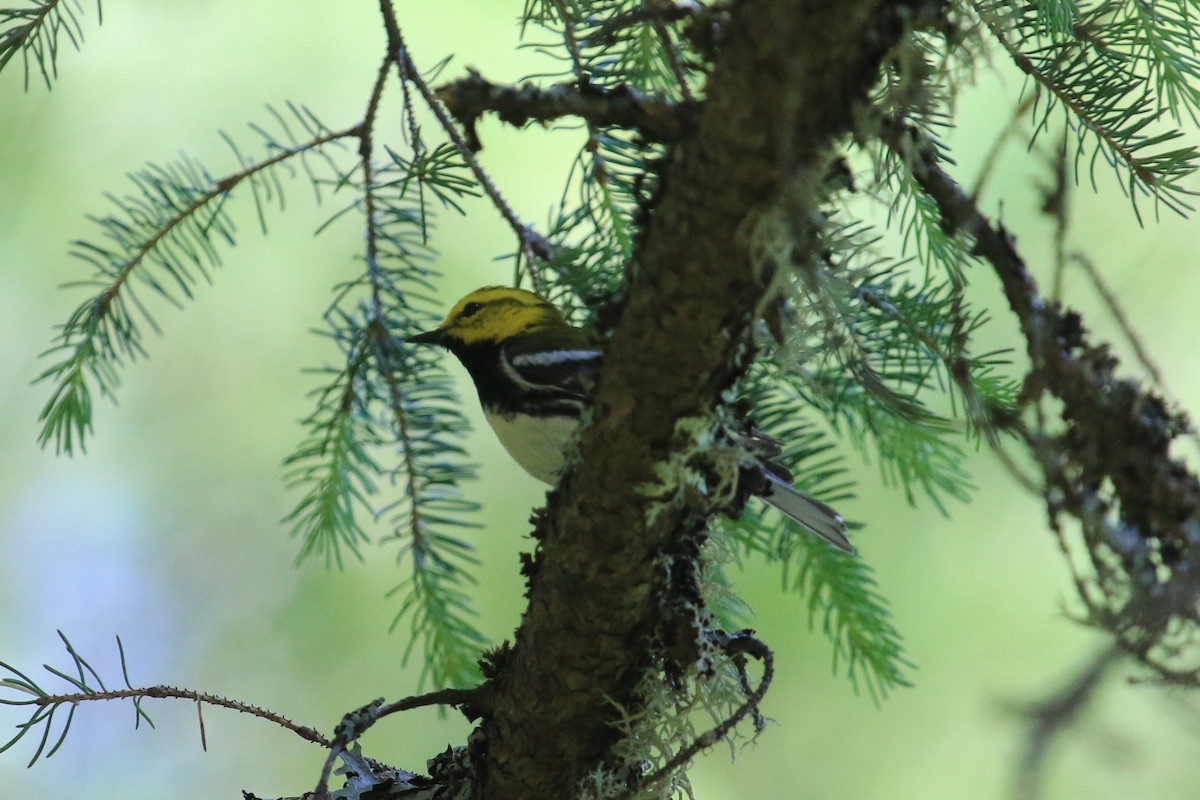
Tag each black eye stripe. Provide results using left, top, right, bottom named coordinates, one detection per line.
left=460, top=301, right=484, bottom=318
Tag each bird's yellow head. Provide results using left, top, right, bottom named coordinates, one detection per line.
left=407, top=286, right=567, bottom=347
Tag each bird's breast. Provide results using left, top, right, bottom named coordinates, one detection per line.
left=484, top=409, right=581, bottom=484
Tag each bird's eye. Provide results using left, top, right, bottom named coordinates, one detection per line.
left=460, top=301, right=484, bottom=318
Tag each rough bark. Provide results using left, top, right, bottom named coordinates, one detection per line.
left=476, top=2, right=922, bottom=798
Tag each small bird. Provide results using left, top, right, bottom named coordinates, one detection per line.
left=407, top=286, right=853, bottom=552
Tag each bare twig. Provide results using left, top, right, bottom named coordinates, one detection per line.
left=313, top=687, right=482, bottom=800
left=1010, top=646, right=1123, bottom=800
left=970, top=93, right=1037, bottom=201
left=377, top=0, right=554, bottom=281
left=1068, top=254, right=1161, bottom=385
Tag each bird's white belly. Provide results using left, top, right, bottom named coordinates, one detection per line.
left=484, top=411, right=579, bottom=484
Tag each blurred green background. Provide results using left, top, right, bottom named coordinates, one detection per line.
left=2, top=3, right=1199, bottom=798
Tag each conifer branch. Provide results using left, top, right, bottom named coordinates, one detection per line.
left=359, top=55, right=426, bottom=555
left=282, top=331, right=381, bottom=568
left=102, top=126, right=355, bottom=316
left=978, top=5, right=1155, bottom=185
left=518, top=0, right=663, bottom=312
left=0, top=633, right=331, bottom=766
left=282, top=24, right=487, bottom=688
left=729, top=382, right=913, bottom=699
left=972, top=0, right=1200, bottom=218
left=37, top=115, right=358, bottom=455
left=0, top=0, right=101, bottom=90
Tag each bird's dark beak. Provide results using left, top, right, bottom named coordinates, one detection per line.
left=406, top=328, right=447, bottom=346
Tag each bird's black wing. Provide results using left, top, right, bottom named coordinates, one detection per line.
left=502, top=333, right=602, bottom=400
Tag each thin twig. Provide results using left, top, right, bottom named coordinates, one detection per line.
left=377, top=0, right=554, bottom=285
left=1046, top=133, right=1070, bottom=302
left=29, top=685, right=332, bottom=747
left=583, top=1, right=702, bottom=47
left=970, top=93, right=1036, bottom=201
left=313, top=687, right=482, bottom=800
left=1067, top=253, right=1161, bottom=386
left=353, top=51, right=428, bottom=547
left=196, top=699, right=207, bottom=751
left=1010, top=646, right=1122, bottom=800
left=651, top=15, right=695, bottom=102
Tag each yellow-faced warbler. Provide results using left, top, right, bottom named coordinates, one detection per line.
left=407, top=286, right=853, bottom=552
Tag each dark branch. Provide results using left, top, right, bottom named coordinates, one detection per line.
left=881, top=117, right=1200, bottom=678
left=435, top=70, right=697, bottom=144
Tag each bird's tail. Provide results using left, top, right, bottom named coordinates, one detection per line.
left=761, top=472, right=854, bottom=553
